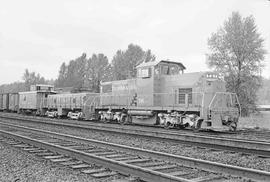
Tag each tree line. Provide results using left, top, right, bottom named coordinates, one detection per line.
left=54, top=44, right=155, bottom=92
left=0, top=12, right=268, bottom=116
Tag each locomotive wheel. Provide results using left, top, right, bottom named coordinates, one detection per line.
left=229, top=121, right=237, bottom=131
left=100, top=115, right=106, bottom=122
left=155, top=115, right=160, bottom=125
left=103, top=118, right=110, bottom=123
left=119, top=115, right=127, bottom=125
left=119, top=114, right=132, bottom=125
left=193, top=119, right=203, bottom=132
left=164, top=122, right=173, bottom=129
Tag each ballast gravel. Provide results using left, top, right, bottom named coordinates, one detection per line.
left=0, top=141, right=122, bottom=182
left=2, top=119, right=270, bottom=173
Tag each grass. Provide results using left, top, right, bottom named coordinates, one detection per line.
left=238, top=111, right=270, bottom=130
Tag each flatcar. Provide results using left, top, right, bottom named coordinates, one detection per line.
left=46, top=92, right=99, bottom=119
left=18, top=84, right=55, bottom=115
left=97, top=60, right=240, bottom=131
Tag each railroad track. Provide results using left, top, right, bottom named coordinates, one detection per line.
left=0, top=113, right=270, bottom=158
left=0, top=122, right=270, bottom=182
left=3, top=112, right=270, bottom=141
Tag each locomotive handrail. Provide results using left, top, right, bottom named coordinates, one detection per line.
left=83, top=94, right=101, bottom=111
left=208, top=92, right=241, bottom=116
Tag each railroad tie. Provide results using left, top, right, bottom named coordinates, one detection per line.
left=60, top=160, right=83, bottom=166
left=137, top=161, right=166, bottom=167
left=81, top=168, right=107, bottom=174
left=22, top=147, right=39, bottom=151
left=167, top=170, right=190, bottom=177
left=114, top=156, right=139, bottom=161
left=87, top=149, right=108, bottom=153
left=70, top=163, right=91, bottom=169
left=36, top=152, right=55, bottom=156
left=68, top=146, right=92, bottom=150
left=105, top=154, right=126, bottom=159
left=44, top=155, right=64, bottom=159
left=6, top=141, right=21, bottom=145
left=50, top=157, right=73, bottom=162
left=111, top=178, right=138, bottom=182
left=28, top=149, right=48, bottom=153
left=95, top=151, right=117, bottom=156
left=59, top=143, right=77, bottom=147
left=13, top=144, right=30, bottom=148
left=91, top=171, right=118, bottom=178
left=124, top=158, right=152, bottom=164
left=75, top=147, right=96, bottom=151
left=192, top=175, right=225, bottom=182
left=146, top=164, right=178, bottom=171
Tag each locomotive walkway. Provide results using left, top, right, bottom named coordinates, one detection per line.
left=0, top=113, right=269, bottom=158
left=0, top=122, right=270, bottom=182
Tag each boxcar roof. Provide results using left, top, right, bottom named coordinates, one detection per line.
left=19, top=90, right=56, bottom=94
left=48, top=92, right=98, bottom=97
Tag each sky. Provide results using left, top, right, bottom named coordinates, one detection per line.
left=0, top=0, right=269, bottom=84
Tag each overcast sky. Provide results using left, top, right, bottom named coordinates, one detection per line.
left=0, top=0, right=269, bottom=84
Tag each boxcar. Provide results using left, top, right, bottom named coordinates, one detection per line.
left=9, top=93, right=19, bottom=112
left=0, top=94, right=3, bottom=111
left=2, top=93, right=9, bottom=111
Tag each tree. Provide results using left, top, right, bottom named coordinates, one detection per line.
left=55, top=53, right=110, bottom=92
left=22, top=69, right=46, bottom=90
left=207, top=12, right=267, bottom=116
left=111, top=44, right=156, bottom=80
left=55, top=53, right=87, bottom=90
left=144, top=49, right=156, bottom=63
left=87, top=53, right=109, bottom=92
left=0, top=82, right=27, bottom=93
left=55, top=62, right=67, bottom=87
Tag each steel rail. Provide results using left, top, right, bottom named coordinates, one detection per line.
left=0, top=122, right=270, bottom=182
left=0, top=129, right=192, bottom=182
left=0, top=115, right=269, bottom=157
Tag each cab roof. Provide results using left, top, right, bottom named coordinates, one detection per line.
left=136, top=60, right=186, bottom=70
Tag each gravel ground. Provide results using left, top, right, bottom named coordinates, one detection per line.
left=0, top=141, right=123, bottom=182
left=1, top=119, right=270, bottom=173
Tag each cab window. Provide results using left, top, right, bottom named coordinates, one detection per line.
left=138, top=68, right=151, bottom=78
left=161, top=65, right=169, bottom=75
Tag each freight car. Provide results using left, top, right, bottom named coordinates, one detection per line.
left=1, top=93, right=9, bottom=111
left=8, top=93, right=19, bottom=112
left=0, top=94, right=3, bottom=111
left=46, top=92, right=99, bottom=119
left=18, top=84, right=55, bottom=115
left=97, top=60, right=240, bottom=131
